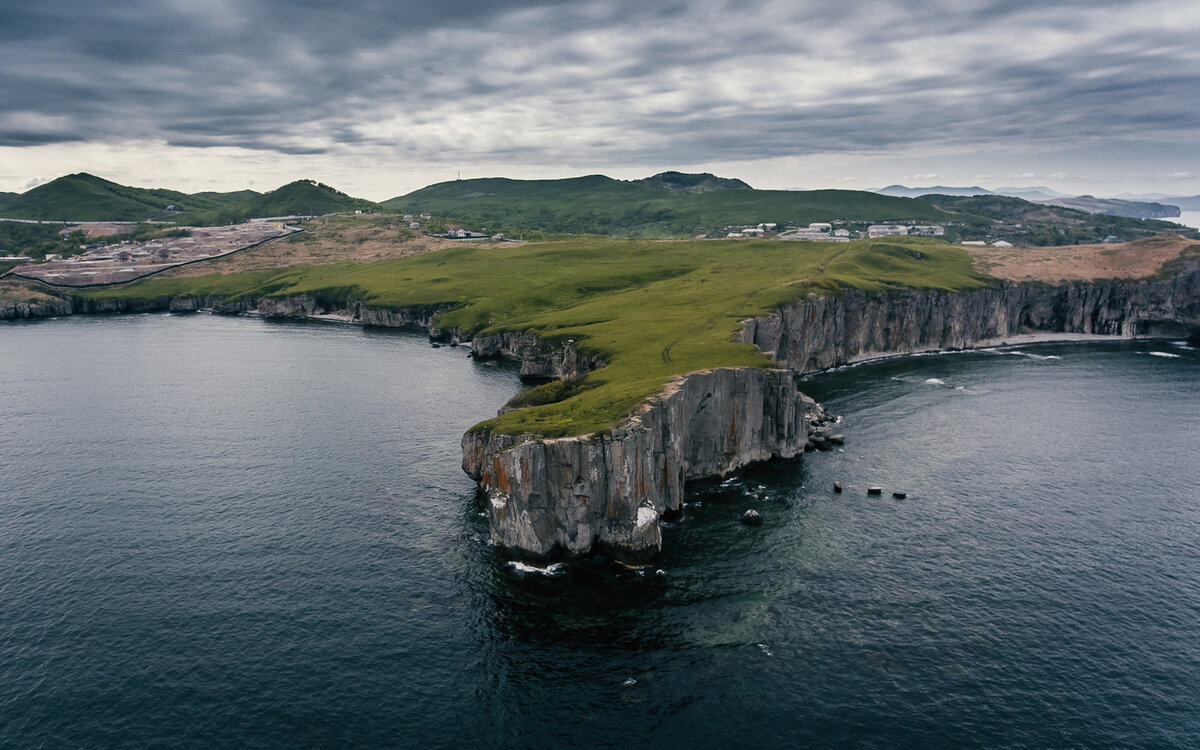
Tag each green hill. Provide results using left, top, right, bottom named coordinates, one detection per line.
left=383, top=173, right=960, bottom=237
left=190, top=189, right=262, bottom=204
left=177, top=180, right=384, bottom=225
left=0, top=175, right=383, bottom=226
left=0, top=173, right=228, bottom=221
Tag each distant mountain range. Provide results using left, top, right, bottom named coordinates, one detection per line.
left=875, top=184, right=1071, bottom=202
left=874, top=184, right=1196, bottom=219
left=1, top=172, right=1195, bottom=248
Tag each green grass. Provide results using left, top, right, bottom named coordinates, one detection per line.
left=80, top=236, right=993, bottom=436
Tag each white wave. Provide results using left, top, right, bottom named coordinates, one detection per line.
left=1147, top=351, right=1182, bottom=358
left=508, top=561, right=567, bottom=576
left=924, top=378, right=946, bottom=386
left=1005, top=350, right=1061, bottom=360
left=757, top=643, right=774, bottom=657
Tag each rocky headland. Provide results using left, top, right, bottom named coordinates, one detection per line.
left=5, top=263, right=1200, bottom=564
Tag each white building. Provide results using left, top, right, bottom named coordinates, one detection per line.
left=908, top=225, right=946, bottom=236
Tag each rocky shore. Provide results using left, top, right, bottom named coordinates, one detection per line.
left=6, top=266, right=1200, bottom=563
left=468, top=268, right=1200, bottom=562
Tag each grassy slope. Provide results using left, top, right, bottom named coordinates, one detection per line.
left=1, top=175, right=384, bottom=226
left=81, top=236, right=990, bottom=436
left=0, top=173, right=230, bottom=221
left=384, top=176, right=960, bottom=236
left=177, top=180, right=385, bottom=226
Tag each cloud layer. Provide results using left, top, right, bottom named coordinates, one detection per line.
left=2, top=0, right=1198, bottom=195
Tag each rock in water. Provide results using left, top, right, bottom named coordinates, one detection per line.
left=741, top=509, right=764, bottom=526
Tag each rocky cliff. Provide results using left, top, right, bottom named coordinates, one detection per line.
left=466, top=266, right=1200, bottom=563
left=8, top=265, right=1200, bottom=564
left=0, top=295, right=72, bottom=319
left=740, top=269, right=1200, bottom=370
left=462, top=367, right=824, bottom=562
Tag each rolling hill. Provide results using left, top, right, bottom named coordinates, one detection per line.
left=384, top=173, right=957, bottom=237
left=177, top=180, right=383, bottom=225
left=0, top=173, right=235, bottom=221
left=0, top=175, right=384, bottom=226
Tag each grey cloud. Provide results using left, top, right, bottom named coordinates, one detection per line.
left=0, top=0, right=1197, bottom=174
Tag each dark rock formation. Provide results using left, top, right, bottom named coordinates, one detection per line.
left=8, top=262, right=1199, bottom=564
left=470, top=331, right=604, bottom=382
left=0, top=296, right=72, bottom=319
left=741, top=509, right=764, bottom=526
left=740, top=271, right=1200, bottom=371
left=466, top=266, right=1200, bottom=562
left=462, top=367, right=823, bottom=562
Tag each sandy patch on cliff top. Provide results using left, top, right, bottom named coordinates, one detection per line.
left=968, top=236, right=1199, bottom=282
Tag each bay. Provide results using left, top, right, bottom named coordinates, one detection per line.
left=2, top=314, right=1199, bottom=748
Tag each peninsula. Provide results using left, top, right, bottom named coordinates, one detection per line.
left=3, top=173, right=1200, bottom=563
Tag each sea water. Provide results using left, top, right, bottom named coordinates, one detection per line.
left=2, top=314, right=1199, bottom=748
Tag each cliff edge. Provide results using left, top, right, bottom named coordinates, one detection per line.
left=468, top=266, right=1200, bottom=562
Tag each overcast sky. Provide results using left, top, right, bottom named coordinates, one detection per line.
left=2, top=0, right=1198, bottom=200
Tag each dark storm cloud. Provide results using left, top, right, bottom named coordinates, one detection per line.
left=1, top=0, right=1197, bottom=166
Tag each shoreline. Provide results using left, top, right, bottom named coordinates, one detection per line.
left=804, top=332, right=1166, bottom=378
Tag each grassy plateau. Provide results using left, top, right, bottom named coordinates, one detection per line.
left=79, top=235, right=992, bottom=437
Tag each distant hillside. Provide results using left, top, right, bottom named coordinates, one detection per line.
left=0, top=173, right=230, bottom=221
left=385, top=173, right=955, bottom=237
left=631, top=171, right=752, bottom=194
left=0, top=175, right=381, bottom=226
left=191, top=189, right=262, bottom=204
left=924, top=194, right=1194, bottom=245
left=994, top=186, right=1071, bottom=202
left=876, top=184, right=1071, bottom=202
left=876, top=185, right=993, bottom=198
left=178, top=180, right=383, bottom=225
left=1041, top=195, right=1181, bottom=219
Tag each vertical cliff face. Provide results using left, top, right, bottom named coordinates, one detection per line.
left=11, top=265, right=1199, bottom=563
left=462, top=367, right=822, bottom=562
left=468, top=267, right=1200, bottom=562
left=740, top=271, right=1200, bottom=372
left=1, top=296, right=73, bottom=319
left=470, top=332, right=605, bottom=381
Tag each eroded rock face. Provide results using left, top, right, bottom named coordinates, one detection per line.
left=463, top=267, right=1200, bottom=562
left=470, top=332, right=604, bottom=382
left=462, top=367, right=821, bottom=561
left=740, top=271, right=1200, bottom=370
left=0, top=296, right=73, bottom=319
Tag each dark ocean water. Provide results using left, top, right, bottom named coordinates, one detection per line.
left=2, top=314, right=1199, bottom=748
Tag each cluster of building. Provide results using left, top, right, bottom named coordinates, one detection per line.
left=401, top=212, right=432, bottom=230
left=721, top=221, right=947, bottom=242
left=10, top=220, right=297, bottom=287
